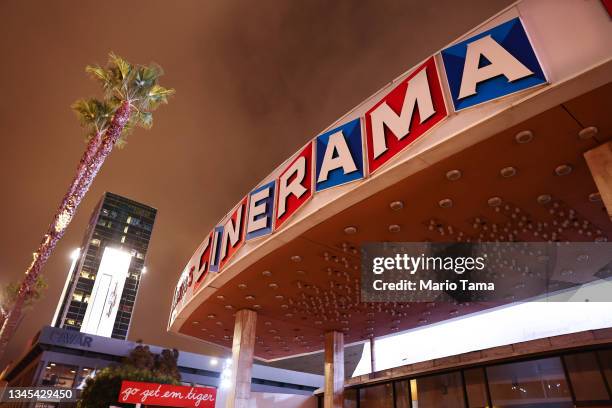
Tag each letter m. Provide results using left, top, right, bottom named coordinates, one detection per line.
left=365, top=57, right=446, bottom=173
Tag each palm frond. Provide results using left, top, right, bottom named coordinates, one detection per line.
left=72, top=98, right=116, bottom=136
left=108, top=52, right=131, bottom=81
left=77, top=53, right=174, bottom=144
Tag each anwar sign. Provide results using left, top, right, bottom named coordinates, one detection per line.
left=171, top=17, right=546, bottom=317
left=118, top=381, right=216, bottom=408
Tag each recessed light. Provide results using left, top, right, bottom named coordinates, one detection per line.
left=515, top=130, right=534, bottom=144
left=268, top=283, right=279, bottom=289
left=578, top=126, right=598, bottom=140
left=216, top=295, right=225, bottom=301
left=446, top=169, right=462, bottom=181
left=487, top=197, right=502, bottom=207
left=291, top=255, right=302, bottom=263
left=262, top=270, right=272, bottom=277
left=554, top=164, right=572, bottom=176
left=388, top=224, right=401, bottom=233
left=245, top=295, right=255, bottom=301
left=389, top=200, right=404, bottom=211
left=207, top=314, right=216, bottom=319
left=224, top=305, right=233, bottom=310
left=253, top=304, right=262, bottom=309
left=343, top=226, right=358, bottom=235
left=500, top=166, right=517, bottom=178
left=439, top=198, right=453, bottom=208
left=537, top=194, right=552, bottom=205
left=588, top=192, right=601, bottom=202
left=275, top=295, right=284, bottom=300
left=237, top=283, right=247, bottom=289
left=191, top=321, right=199, bottom=325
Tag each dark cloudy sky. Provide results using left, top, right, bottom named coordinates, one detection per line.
left=0, top=0, right=512, bottom=368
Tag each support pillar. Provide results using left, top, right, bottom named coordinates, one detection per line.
left=369, top=337, right=376, bottom=373
left=584, top=141, right=612, bottom=220
left=226, top=309, right=257, bottom=408
left=324, top=331, right=344, bottom=408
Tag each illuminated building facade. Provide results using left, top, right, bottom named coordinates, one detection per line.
left=167, top=1, right=612, bottom=407
left=52, top=192, right=156, bottom=340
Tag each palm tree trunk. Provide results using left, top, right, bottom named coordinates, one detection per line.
left=0, top=101, right=131, bottom=359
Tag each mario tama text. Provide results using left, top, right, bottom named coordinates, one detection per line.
left=371, top=250, right=493, bottom=299
left=360, top=242, right=612, bottom=303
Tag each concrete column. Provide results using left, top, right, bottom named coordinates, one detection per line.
left=226, top=309, right=257, bottom=408
left=369, top=337, right=376, bottom=373
left=324, top=331, right=344, bottom=408
left=585, top=141, right=612, bottom=220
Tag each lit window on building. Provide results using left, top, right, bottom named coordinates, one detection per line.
left=72, top=292, right=86, bottom=302
left=41, top=363, right=78, bottom=388
left=487, top=357, right=572, bottom=407
left=76, top=367, right=95, bottom=389
left=90, top=238, right=101, bottom=247
left=79, top=270, right=95, bottom=280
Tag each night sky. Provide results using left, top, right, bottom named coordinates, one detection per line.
left=0, top=0, right=512, bottom=369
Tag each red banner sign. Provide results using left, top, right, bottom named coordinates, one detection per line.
left=118, top=381, right=216, bottom=407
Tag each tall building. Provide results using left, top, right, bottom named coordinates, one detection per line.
left=52, top=192, right=157, bottom=340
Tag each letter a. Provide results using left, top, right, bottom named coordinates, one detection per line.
left=458, top=35, right=533, bottom=99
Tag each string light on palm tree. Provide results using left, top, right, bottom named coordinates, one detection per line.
left=0, top=53, right=174, bottom=358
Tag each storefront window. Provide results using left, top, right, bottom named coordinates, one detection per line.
left=359, top=383, right=394, bottom=408
left=394, top=380, right=411, bottom=408
left=464, top=368, right=489, bottom=408
left=564, top=352, right=610, bottom=401
left=487, top=357, right=572, bottom=407
left=412, top=371, right=465, bottom=407
left=75, top=367, right=94, bottom=389
left=599, top=349, right=612, bottom=393
left=344, top=388, right=358, bottom=408
left=41, top=362, right=78, bottom=388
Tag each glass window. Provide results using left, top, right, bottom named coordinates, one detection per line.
left=394, top=380, right=411, bottom=408
left=464, top=368, right=489, bottom=408
left=344, top=388, right=357, bottom=408
left=564, top=352, right=609, bottom=401
left=599, top=349, right=612, bottom=393
left=75, top=367, right=94, bottom=389
left=412, top=371, right=465, bottom=407
left=359, top=383, right=394, bottom=408
left=487, top=357, right=572, bottom=407
left=41, top=363, right=78, bottom=388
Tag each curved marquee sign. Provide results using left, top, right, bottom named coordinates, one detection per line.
left=170, top=17, right=547, bottom=320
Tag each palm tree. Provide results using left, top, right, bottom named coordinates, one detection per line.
left=0, top=53, right=174, bottom=358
